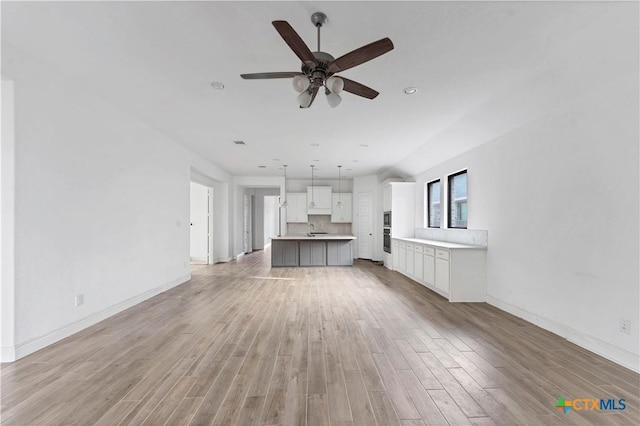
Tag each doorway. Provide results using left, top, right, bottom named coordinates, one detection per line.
left=190, top=182, right=211, bottom=264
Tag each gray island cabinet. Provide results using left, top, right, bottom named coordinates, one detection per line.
left=271, top=235, right=356, bottom=267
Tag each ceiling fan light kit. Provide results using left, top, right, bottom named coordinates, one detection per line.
left=241, top=12, right=394, bottom=108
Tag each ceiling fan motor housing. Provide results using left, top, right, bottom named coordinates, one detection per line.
left=302, top=51, right=335, bottom=88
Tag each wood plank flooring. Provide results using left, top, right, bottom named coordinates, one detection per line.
left=1, top=249, right=638, bottom=425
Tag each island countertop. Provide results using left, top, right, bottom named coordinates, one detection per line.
left=272, top=234, right=357, bottom=241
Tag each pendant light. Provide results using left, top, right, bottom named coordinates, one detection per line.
left=336, top=165, right=343, bottom=209
left=280, top=165, right=288, bottom=208
left=309, top=165, right=316, bottom=208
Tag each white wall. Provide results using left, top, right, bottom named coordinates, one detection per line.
left=263, top=196, right=279, bottom=245
left=1, top=79, right=16, bottom=361
left=411, top=77, right=639, bottom=371
left=189, top=182, right=209, bottom=263
left=2, top=44, right=232, bottom=361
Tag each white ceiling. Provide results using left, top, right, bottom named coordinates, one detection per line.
left=1, top=1, right=631, bottom=179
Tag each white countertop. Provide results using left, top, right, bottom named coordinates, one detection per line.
left=394, top=237, right=486, bottom=250
left=273, top=234, right=357, bottom=241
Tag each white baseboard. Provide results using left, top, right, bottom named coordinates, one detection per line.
left=9, top=274, right=191, bottom=363
left=486, top=295, right=640, bottom=373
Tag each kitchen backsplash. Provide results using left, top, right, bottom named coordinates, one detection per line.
left=414, top=227, right=488, bottom=247
left=287, top=215, right=352, bottom=235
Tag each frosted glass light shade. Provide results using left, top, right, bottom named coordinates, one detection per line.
left=326, top=92, right=342, bottom=108
left=292, top=75, right=310, bottom=93
left=297, top=91, right=313, bottom=108
left=325, top=76, right=344, bottom=94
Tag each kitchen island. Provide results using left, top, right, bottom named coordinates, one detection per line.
left=271, top=235, right=356, bottom=267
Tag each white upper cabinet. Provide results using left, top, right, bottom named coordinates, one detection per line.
left=384, top=182, right=415, bottom=238
left=331, top=193, right=352, bottom=223
left=307, top=186, right=332, bottom=215
left=383, top=184, right=392, bottom=212
left=286, top=193, right=308, bottom=223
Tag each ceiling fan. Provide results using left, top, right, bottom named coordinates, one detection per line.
left=240, top=12, right=394, bottom=108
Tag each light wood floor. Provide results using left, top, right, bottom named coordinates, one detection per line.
left=1, top=250, right=638, bottom=425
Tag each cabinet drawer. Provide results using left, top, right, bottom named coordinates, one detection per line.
left=399, top=242, right=406, bottom=249
left=423, top=246, right=435, bottom=256
left=406, top=243, right=414, bottom=250
left=414, top=245, right=424, bottom=254
left=392, top=240, right=398, bottom=247
left=435, top=249, right=450, bottom=260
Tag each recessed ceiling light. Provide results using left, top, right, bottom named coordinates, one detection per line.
left=404, top=87, right=418, bottom=95
left=258, top=165, right=266, bottom=168
left=313, top=159, right=320, bottom=162
left=352, top=160, right=359, bottom=163
left=211, top=81, right=225, bottom=90
left=346, top=168, right=352, bottom=171
left=311, top=143, right=320, bottom=147
left=233, top=140, right=245, bottom=145
left=272, top=158, right=280, bottom=161
left=360, top=144, right=368, bottom=147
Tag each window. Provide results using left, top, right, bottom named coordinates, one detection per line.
left=427, top=180, right=441, bottom=227
left=448, top=170, right=467, bottom=228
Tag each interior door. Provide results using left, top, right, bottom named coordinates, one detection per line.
left=357, top=192, right=373, bottom=259
left=243, top=194, right=252, bottom=254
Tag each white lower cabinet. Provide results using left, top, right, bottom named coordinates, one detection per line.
left=392, top=238, right=486, bottom=302
left=406, top=243, right=414, bottom=276
left=391, top=240, right=399, bottom=270
left=435, top=257, right=450, bottom=294
left=423, top=247, right=435, bottom=286
left=397, top=241, right=407, bottom=274
left=413, top=245, right=424, bottom=282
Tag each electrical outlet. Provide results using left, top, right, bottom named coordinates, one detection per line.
left=620, top=319, right=630, bottom=334
left=75, top=294, right=84, bottom=307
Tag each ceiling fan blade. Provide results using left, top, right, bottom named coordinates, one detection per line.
left=340, top=77, right=379, bottom=99
left=272, top=21, right=317, bottom=66
left=328, top=38, right=394, bottom=73
left=300, top=86, right=320, bottom=108
left=241, top=72, right=303, bottom=80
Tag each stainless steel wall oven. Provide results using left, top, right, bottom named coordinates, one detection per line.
left=383, top=211, right=392, bottom=228
left=383, top=228, right=391, bottom=253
